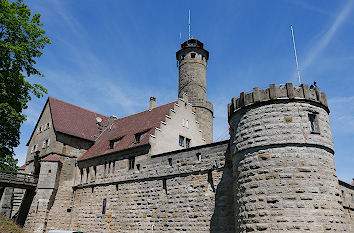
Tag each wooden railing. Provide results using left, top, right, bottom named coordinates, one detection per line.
left=0, top=170, right=38, bottom=189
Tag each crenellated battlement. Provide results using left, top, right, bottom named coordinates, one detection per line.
left=228, top=83, right=329, bottom=120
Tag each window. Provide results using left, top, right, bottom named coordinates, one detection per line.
left=168, top=158, right=173, bottom=166
left=109, top=137, right=123, bottom=149
left=136, top=164, right=141, bottom=171
left=179, top=135, right=185, bottom=146
left=42, top=141, right=46, bottom=149
left=135, top=131, right=148, bottom=143
left=196, top=153, right=201, bottom=162
left=102, top=198, right=107, bottom=214
left=46, top=122, right=51, bottom=129
left=34, top=144, right=38, bottom=152
left=186, top=138, right=191, bottom=148
left=308, top=113, right=319, bottom=134
left=46, top=138, right=50, bottom=147
left=162, top=178, right=167, bottom=194
left=129, top=157, right=135, bottom=170
left=48, top=169, right=51, bottom=174
left=191, top=53, right=196, bottom=58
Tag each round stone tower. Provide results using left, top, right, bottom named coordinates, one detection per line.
left=228, top=83, right=346, bottom=232
left=176, top=38, right=213, bottom=143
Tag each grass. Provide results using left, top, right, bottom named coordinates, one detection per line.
left=0, top=214, right=24, bottom=233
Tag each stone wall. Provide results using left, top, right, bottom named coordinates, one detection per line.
left=339, top=180, right=354, bottom=231
left=228, top=84, right=347, bottom=232
left=44, top=141, right=234, bottom=233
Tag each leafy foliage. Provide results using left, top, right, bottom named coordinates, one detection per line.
left=0, top=0, right=50, bottom=171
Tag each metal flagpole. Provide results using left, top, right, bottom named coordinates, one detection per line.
left=188, top=10, right=191, bottom=39
left=290, top=25, right=301, bottom=85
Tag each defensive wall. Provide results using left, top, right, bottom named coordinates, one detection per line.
left=45, top=140, right=234, bottom=232
left=228, top=83, right=348, bottom=232
left=6, top=83, right=353, bottom=232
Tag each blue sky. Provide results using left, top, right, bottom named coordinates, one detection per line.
left=15, top=0, right=353, bottom=183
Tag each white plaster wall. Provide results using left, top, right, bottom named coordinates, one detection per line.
left=149, top=98, right=206, bottom=155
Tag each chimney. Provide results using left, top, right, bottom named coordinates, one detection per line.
left=149, top=96, right=156, bottom=110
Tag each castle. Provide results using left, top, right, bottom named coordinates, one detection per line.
left=0, top=37, right=353, bottom=232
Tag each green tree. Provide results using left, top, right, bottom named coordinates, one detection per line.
left=0, top=0, right=50, bottom=171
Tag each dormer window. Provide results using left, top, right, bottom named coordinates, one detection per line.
left=191, top=53, right=196, bottom=58
left=109, top=137, right=123, bottom=149
left=134, top=130, right=148, bottom=143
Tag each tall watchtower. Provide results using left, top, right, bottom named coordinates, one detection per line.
left=176, top=38, right=213, bottom=143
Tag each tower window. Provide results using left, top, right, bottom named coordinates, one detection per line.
left=191, top=53, right=196, bottom=58
left=179, top=135, right=185, bottom=146
left=308, top=113, right=319, bottom=134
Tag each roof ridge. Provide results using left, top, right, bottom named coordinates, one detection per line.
left=48, top=96, right=108, bottom=118
left=112, top=100, right=178, bottom=123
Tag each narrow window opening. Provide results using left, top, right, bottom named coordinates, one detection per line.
left=102, top=198, right=106, bottom=214
left=91, top=187, right=94, bottom=193
left=48, top=169, right=51, bottom=174
left=308, top=113, right=319, bottom=134
left=116, top=184, right=119, bottom=191
left=179, top=135, right=185, bottom=147
left=196, top=153, right=201, bottom=162
left=94, top=166, right=97, bottom=178
left=129, top=157, right=135, bottom=170
left=208, top=170, right=215, bottom=192
left=162, top=178, right=167, bottom=194
left=136, top=164, right=141, bottom=171
left=104, top=162, right=107, bottom=174
left=168, top=158, right=173, bottom=166
left=191, top=53, right=196, bottom=58
left=36, top=201, right=39, bottom=213
left=186, top=138, right=191, bottom=149
left=108, top=161, right=111, bottom=174
left=112, top=162, right=115, bottom=173
left=67, top=208, right=71, bottom=213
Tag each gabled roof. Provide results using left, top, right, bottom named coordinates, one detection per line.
left=49, top=97, right=108, bottom=141
left=41, top=154, right=62, bottom=163
left=78, top=101, right=177, bottom=161
left=27, top=97, right=108, bottom=145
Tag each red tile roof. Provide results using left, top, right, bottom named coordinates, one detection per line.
left=41, top=154, right=62, bottom=163
left=78, top=101, right=177, bottom=161
left=49, top=97, right=108, bottom=141
left=18, top=164, right=26, bottom=170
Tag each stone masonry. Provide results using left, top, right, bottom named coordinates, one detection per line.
left=228, top=84, right=348, bottom=232
left=2, top=35, right=353, bottom=233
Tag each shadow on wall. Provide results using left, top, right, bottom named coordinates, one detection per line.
left=210, top=145, right=235, bottom=233
left=14, top=189, right=36, bottom=226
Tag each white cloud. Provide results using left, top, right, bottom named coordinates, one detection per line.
left=302, top=0, right=354, bottom=70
